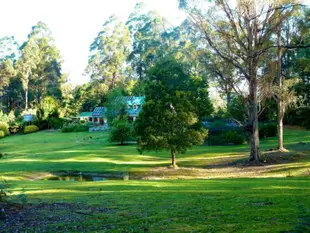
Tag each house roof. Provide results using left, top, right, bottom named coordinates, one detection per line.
left=114, top=96, right=145, bottom=105
left=79, top=112, right=93, bottom=118
left=92, top=107, right=106, bottom=117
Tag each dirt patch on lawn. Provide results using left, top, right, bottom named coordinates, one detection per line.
left=138, top=150, right=310, bottom=179
left=0, top=202, right=113, bottom=232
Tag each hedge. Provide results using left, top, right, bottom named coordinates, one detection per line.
left=62, top=122, right=89, bottom=133
left=259, top=123, right=277, bottom=139
left=24, top=125, right=40, bottom=134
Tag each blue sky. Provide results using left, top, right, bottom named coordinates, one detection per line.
left=0, top=0, right=185, bottom=85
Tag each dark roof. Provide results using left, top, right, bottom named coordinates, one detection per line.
left=92, top=107, right=106, bottom=117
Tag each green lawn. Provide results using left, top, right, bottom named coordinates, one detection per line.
left=1, top=128, right=310, bottom=232
left=3, top=178, right=310, bottom=232
left=1, top=128, right=310, bottom=180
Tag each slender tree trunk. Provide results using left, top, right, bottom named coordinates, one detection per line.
left=277, top=11, right=286, bottom=152
left=248, top=77, right=260, bottom=163
left=111, top=72, right=116, bottom=89
left=171, top=148, right=177, bottom=168
left=25, top=87, right=28, bottom=110
left=226, top=91, right=232, bottom=109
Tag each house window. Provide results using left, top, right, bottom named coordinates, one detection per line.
left=133, top=104, right=138, bottom=110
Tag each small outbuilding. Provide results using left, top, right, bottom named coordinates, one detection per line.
left=92, top=107, right=107, bottom=125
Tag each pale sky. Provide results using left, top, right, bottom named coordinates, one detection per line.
left=0, top=0, right=185, bottom=85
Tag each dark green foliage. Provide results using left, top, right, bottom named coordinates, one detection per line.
left=283, top=8, right=310, bottom=130
left=259, top=123, right=277, bottom=139
left=109, top=119, right=133, bottom=145
left=209, top=129, right=246, bottom=145
left=135, top=58, right=209, bottom=167
left=294, top=206, right=310, bottom=233
left=49, top=117, right=64, bottom=129
left=224, top=131, right=246, bottom=145
left=286, top=108, right=310, bottom=130
left=62, top=122, right=89, bottom=133
left=227, top=95, right=248, bottom=122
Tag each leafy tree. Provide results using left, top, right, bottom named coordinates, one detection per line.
left=126, top=3, right=168, bottom=80
left=27, top=21, right=63, bottom=104
left=86, top=15, right=130, bottom=90
left=0, top=59, right=15, bottom=94
left=179, top=0, right=297, bottom=162
left=35, top=96, right=60, bottom=129
left=16, top=38, right=39, bottom=110
left=227, top=95, right=249, bottom=122
left=0, top=36, right=19, bottom=61
left=109, top=118, right=132, bottom=145
left=135, top=58, right=208, bottom=168
left=0, top=36, right=19, bottom=111
left=105, top=88, right=128, bottom=124
left=283, top=7, right=310, bottom=129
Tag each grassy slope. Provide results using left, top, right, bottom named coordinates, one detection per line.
left=1, top=129, right=310, bottom=232
left=0, top=128, right=310, bottom=179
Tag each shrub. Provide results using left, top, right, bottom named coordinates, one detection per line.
left=24, top=125, right=39, bottom=134
left=49, top=117, right=64, bottom=129
left=109, top=119, right=132, bottom=145
left=0, top=131, right=5, bottom=139
left=209, top=129, right=246, bottom=145
left=32, top=119, right=48, bottom=130
left=0, top=122, right=9, bottom=136
left=61, top=122, right=89, bottom=133
left=224, top=130, right=245, bottom=145
left=259, top=123, right=277, bottom=139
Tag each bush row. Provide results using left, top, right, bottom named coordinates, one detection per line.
left=209, top=130, right=246, bottom=145
left=61, top=122, right=89, bottom=132
left=259, top=123, right=277, bottom=139
left=208, top=123, right=277, bottom=145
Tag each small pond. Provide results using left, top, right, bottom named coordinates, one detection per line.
left=43, top=173, right=129, bottom=182
left=45, top=175, right=107, bottom=182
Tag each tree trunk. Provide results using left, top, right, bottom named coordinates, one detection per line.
left=226, top=91, right=232, bottom=109
left=277, top=11, right=286, bottom=152
left=248, top=77, right=260, bottom=163
left=171, top=148, right=177, bottom=168
left=111, top=72, right=116, bottom=89
left=278, top=107, right=285, bottom=151
left=25, top=87, right=28, bottom=110
left=37, top=87, right=41, bottom=105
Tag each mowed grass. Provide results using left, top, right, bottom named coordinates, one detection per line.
left=0, top=128, right=310, bottom=180
left=1, top=128, right=310, bottom=232
left=4, top=178, right=310, bottom=232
